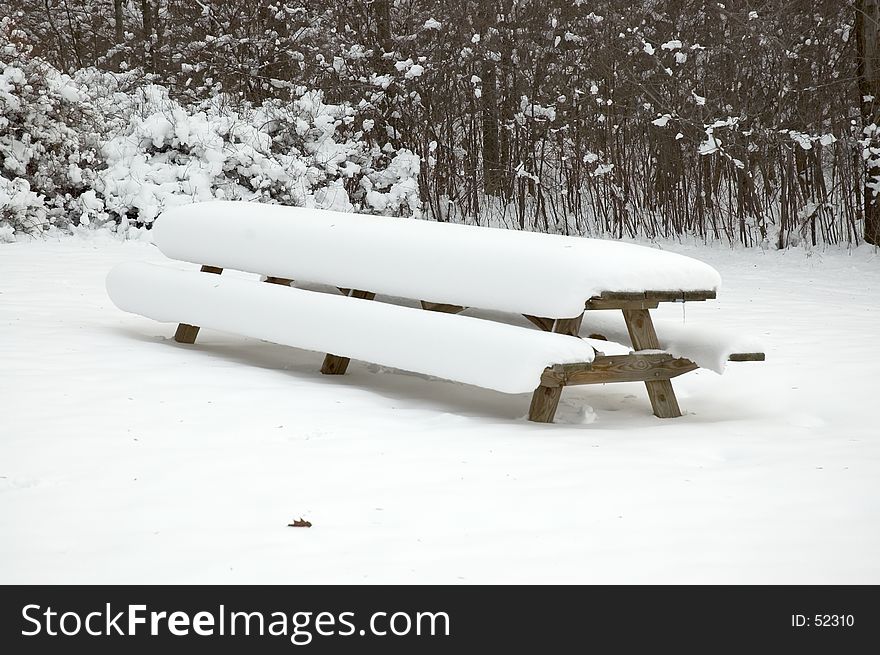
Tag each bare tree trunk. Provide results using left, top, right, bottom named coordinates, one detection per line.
left=481, top=61, right=502, bottom=196
left=857, top=0, right=880, bottom=244
left=141, top=0, right=154, bottom=72
left=60, top=0, right=84, bottom=68
left=477, top=5, right=501, bottom=196
left=42, top=0, right=69, bottom=70
left=114, top=0, right=124, bottom=44
left=375, top=0, right=391, bottom=53
left=371, top=0, right=396, bottom=150
left=153, top=0, right=162, bottom=73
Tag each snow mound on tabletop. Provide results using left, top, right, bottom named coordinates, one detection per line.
left=151, top=201, right=722, bottom=319
left=106, top=262, right=597, bottom=394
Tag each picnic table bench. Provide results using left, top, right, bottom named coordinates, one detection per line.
left=107, top=201, right=763, bottom=423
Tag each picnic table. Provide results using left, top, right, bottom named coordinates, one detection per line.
left=107, top=201, right=763, bottom=423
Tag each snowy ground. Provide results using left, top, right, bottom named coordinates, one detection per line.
left=2, top=230, right=879, bottom=584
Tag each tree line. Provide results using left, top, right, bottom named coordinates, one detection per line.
left=4, top=0, right=880, bottom=247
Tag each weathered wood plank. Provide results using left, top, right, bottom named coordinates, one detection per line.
left=523, top=314, right=555, bottom=331
left=621, top=308, right=681, bottom=418
left=622, top=309, right=660, bottom=349
left=321, top=289, right=376, bottom=375
left=641, top=378, right=680, bottom=418
left=320, top=353, right=351, bottom=375
left=265, top=276, right=293, bottom=286
left=420, top=300, right=465, bottom=314
left=728, top=352, right=765, bottom=362
left=678, top=290, right=715, bottom=301
left=552, top=314, right=584, bottom=337
left=598, top=291, right=649, bottom=301
left=173, top=323, right=201, bottom=344
left=527, top=312, right=585, bottom=423
left=528, top=384, right=564, bottom=423
left=173, top=265, right=223, bottom=344
left=540, top=350, right=761, bottom=388
left=541, top=354, right=698, bottom=387
left=590, top=289, right=716, bottom=304
left=585, top=298, right=660, bottom=310
left=538, top=364, right=567, bottom=387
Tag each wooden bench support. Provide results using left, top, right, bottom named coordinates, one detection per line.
left=597, top=290, right=716, bottom=303
left=553, top=315, right=584, bottom=336
left=622, top=308, right=681, bottom=418
left=528, top=384, right=565, bottom=423
left=728, top=352, right=765, bottom=362
left=173, top=265, right=223, bottom=344
left=585, top=290, right=715, bottom=311
left=541, top=354, right=699, bottom=387
left=320, top=353, right=352, bottom=376
left=265, top=276, right=293, bottom=286
left=420, top=301, right=465, bottom=314
left=527, top=313, right=585, bottom=423
left=523, top=314, right=555, bottom=332
left=533, top=354, right=696, bottom=423
left=534, top=351, right=760, bottom=418
left=320, top=289, right=377, bottom=375
left=585, top=298, right=660, bottom=310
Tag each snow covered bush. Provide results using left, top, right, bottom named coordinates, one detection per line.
left=96, top=86, right=421, bottom=227
left=863, top=123, right=880, bottom=203
left=361, top=149, right=422, bottom=215
left=0, top=20, right=104, bottom=233
left=0, top=176, right=43, bottom=235
left=1, top=16, right=429, bottom=238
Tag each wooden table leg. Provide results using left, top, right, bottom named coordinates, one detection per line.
left=529, top=383, right=563, bottom=422
left=621, top=309, right=682, bottom=418
left=321, top=290, right=376, bottom=375
left=420, top=300, right=465, bottom=314
left=523, top=314, right=554, bottom=332
left=174, top=265, right=223, bottom=344
left=528, top=314, right=584, bottom=423
left=265, top=276, right=293, bottom=286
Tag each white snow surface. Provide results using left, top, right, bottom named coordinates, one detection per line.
left=106, top=261, right=596, bottom=394
left=152, top=202, right=722, bottom=318
left=2, top=233, right=879, bottom=584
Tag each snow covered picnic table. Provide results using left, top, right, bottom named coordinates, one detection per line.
left=107, top=201, right=763, bottom=423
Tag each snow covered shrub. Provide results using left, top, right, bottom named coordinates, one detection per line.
left=863, top=123, right=880, bottom=203
left=97, top=86, right=422, bottom=226
left=98, top=85, right=288, bottom=224
left=0, top=20, right=103, bottom=232
left=361, top=148, right=422, bottom=215
left=264, top=91, right=421, bottom=216
left=1, top=16, right=423, bottom=236
left=0, top=176, right=44, bottom=235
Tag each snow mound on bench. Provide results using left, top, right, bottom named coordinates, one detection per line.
left=152, top=201, right=722, bottom=318
left=580, top=313, right=764, bottom=374
left=106, top=262, right=596, bottom=394
left=655, top=323, right=763, bottom=373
